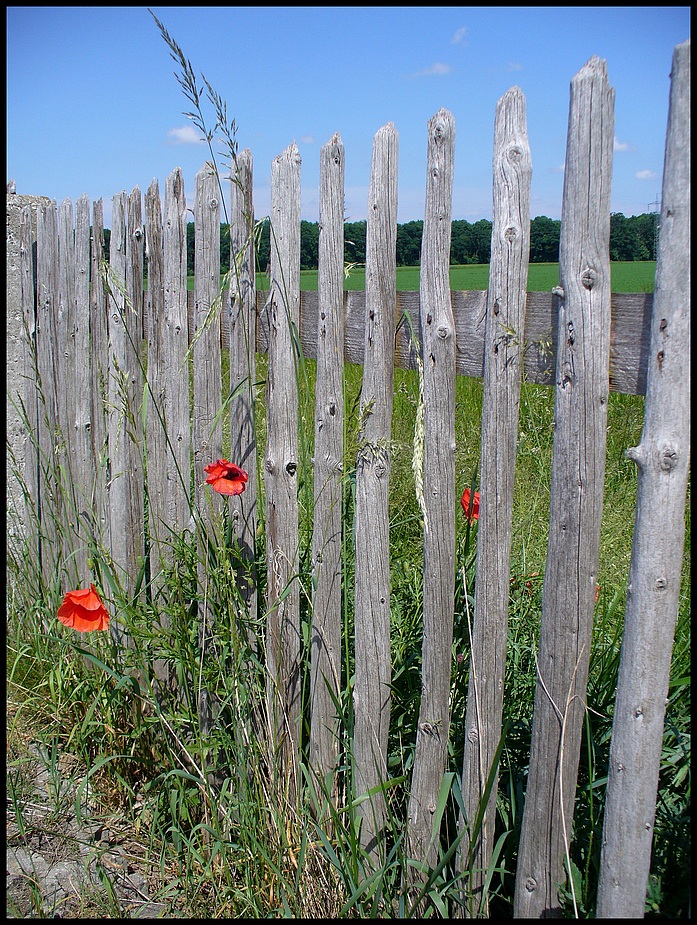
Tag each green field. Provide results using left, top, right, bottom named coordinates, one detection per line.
left=191, top=261, right=657, bottom=293
left=293, top=261, right=657, bottom=292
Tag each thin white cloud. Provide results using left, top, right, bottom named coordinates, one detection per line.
left=167, top=125, right=205, bottom=145
left=451, top=26, right=468, bottom=45
left=299, top=135, right=315, bottom=145
left=550, top=163, right=565, bottom=174
left=410, top=62, right=454, bottom=78
left=636, top=169, right=658, bottom=181
left=614, top=137, right=630, bottom=152
left=507, top=61, right=523, bottom=72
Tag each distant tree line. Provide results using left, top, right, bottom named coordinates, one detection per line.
left=106, top=212, right=658, bottom=271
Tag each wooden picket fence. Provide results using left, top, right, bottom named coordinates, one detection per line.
left=13, top=45, right=689, bottom=917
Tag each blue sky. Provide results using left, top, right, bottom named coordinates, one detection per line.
left=6, top=6, right=690, bottom=228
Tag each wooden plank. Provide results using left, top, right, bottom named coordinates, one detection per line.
left=144, top=179, right=168, bottom=554
left=596, top=37, right=691, bottom=919
left=228, top=150, right=259, bottom=629
left=188, top=288, right=650, bottom=396
left=106, top=190, right=143, bottom=634
left=35, top=200, right=61, bottom=585
left=71, top=194, right=93, bottom=582
left=162, top=169, right=193, bottom=537
left=192, top=164, right=224, bottom=739
left=264, top=142, right=302, bottom=801
left=19, top=205, right=40, bottom=567
left=309, top=132, right=345, bottom=802
left=353, top=122, right=399, bottom=857
left=406, top=108, right=457, bottom=884
left=459, top=86, right=532, bottom=916
left=90, top=199, right=109, bottom=551
left=514, top=56, right=615, bottom=918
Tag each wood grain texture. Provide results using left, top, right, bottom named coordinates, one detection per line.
left=514, top=56, right=615, bottom=918
left=309, top=133, right=345, bottom=798
left=228, top=150, right=259, bottom=631
left=353, top=122, right=399, bottom=858
left=596, top=38, right=690, bottom=919
left=406, top=108, right=456, bottom=882
left=459, top=87, right=531, bottom=916
left=264, top=143, right=302, bottom=801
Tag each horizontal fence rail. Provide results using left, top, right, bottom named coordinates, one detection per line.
left=162, top=288, right=652, bottom=396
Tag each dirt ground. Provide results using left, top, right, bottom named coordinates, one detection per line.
left=6, top=737, right=172, bottom=919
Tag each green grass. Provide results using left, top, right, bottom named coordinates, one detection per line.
left=189, top=260, right=656, bottom=293
left=8, top=249, right=688, bottom=918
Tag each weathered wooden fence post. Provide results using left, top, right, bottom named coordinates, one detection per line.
left=6, top=190, right=49, bottom=548
left=353, top=122, right=399, bottom=858
left=458, top=86, right=531, bottom=916
left=264, top=142, right=302, bottom=801
left=309, top=132, right=345, bottom=807
left=406, top=108, right=456, bottom=889
left=64, top=194, right=94, bottom=585
left=17, top=203, right=41, bottom=569
left=514, top=56, right=614, bottom=917
left=192, top=163, right=224, bottom=738
left=228, top=149, right=259, bottom=630
left=106, top=189, right=145, bottom=626
left=596, top=37, right=690, bottom=919
left=35, top=200, right=62, bottom=588
left=89, top=199, right=109, bottom=552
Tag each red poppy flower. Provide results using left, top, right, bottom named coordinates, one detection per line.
left=56, top=584, right=110, bottom=633
left=461, top=487, right=480, bottom=524
left=204, top=459, right=248, bottom=496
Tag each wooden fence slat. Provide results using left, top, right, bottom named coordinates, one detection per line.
left=90, top=199, right=109, bottom=551
left=406, top=108, right=456, bottom=882
left=106, top=189, right=144, bottom=626
left=163, top=170, right=193, bottom=537
left=514, top=56, right=615, bottom=918
left=228, top=150, right=258, bottom=628
left=353, top=122, right=399, bottom=857
left=144, top=178, right=167, bottom=554
left=192, top=164, right=224, bottom=739
left=459, top=86, right=532, bottom=915
left=70, top=194, right=93, bottom=583
left=264, top=142, right=303, bottom=800
left=20, top=205, right=40, bottom=566
left=309, top=132, right=345, bottom=801
left=596, top=37, right=690, bottom=919
left=36, top=200, right=61, bottom=586
left=56, top=198, right=79, bottom=584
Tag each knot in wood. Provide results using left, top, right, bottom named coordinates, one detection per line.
left=525, top=878, right=536, bottom=893
left=581, top=267, right=597, bottom=289
left=660, top=446, right=678, bottom=471
left=209, top=197, right=219, bottom=210
left=286, top=461, right=297, bottom=476
left=507, top=145, right=523, bottom=163
left=654, top=577, right=667, bottom=591
left=374, top=462, right=386, bottom=479
left=504, top=225, right=518, bottom=242
left=659, top=318, right=668, bottom=333
left=133, top=227, right=143, bottom=240
left=428, top=801, right=437, bottom=814
left=466, top=725, right=479, bottom=744
left=436, top=323, right=450, bottom=340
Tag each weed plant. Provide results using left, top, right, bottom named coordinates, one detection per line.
left=6, top=16, right=689, bottom=918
